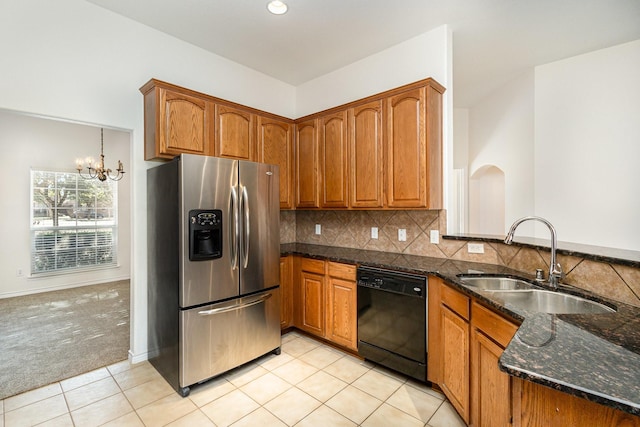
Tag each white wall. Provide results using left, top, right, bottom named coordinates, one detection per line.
left=295, top=27, right=450, bottom=117
left=468, top=166, right=505, bottom=234
left=0, top=111, right=131, bottom=296
left=535, top=40, right=640, bottom=251
left=0, top=0, right=452, bottom=362
left=452, top=108, right=470, bottom=232
left=467, top=70, right=535, bottom=235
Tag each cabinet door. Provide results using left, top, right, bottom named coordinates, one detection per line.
left=153, top=88, right=213, bottom=159
left=441, top=306, right=470, bottom=423
left=349, top=101, right=384, bottom=208
left=279, top=256, right=293, bottom=329
left=427, top=276, right=443, bottom=384
left=257, top=116, right=294, bottom=209
left=214, top=104, right=255, bottom=160
left=385, top=87, right=427, bottom=208
left=319, top=111, right=349, bottom=208
left=471, top=329, right=512, bottom=427
left=300, top=270, right=325, bottom=337
left=471, top=301, right=518, bottom=427
left=514, top=379, right=640, bottom=427
left=326, top=263, right=357, bottom=351
left=295, top=119, right=320, bottom=208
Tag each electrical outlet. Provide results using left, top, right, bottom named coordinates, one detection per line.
left=430, top=230, right=439, bottom=244
left=315, top=224, right=321, bottom=235
left=371, top=227, right=378, bottom=239
left=398, top=229, right=407, bottom=242
left=467, top=243, right=485, bottom=254
left=16, top=269, right=23, bottom=277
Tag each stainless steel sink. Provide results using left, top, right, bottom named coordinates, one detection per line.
left=458, top=276, right=534, bottom=291
left=492, top=289, right=615, bottom=314
left=458, top=275, right=616, bottom=314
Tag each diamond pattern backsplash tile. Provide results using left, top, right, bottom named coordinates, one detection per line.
left=293, top=209, right=450, bottom=259
left=281, top=209, right=640, bottom=308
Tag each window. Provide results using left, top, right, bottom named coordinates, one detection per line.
left=30, top=170, right=118, bottom=274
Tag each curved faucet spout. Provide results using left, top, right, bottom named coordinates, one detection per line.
left=504, top=216, right=564, bottom=289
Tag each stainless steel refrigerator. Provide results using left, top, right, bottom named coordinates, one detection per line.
left=147, top=154, right=281, bottom=397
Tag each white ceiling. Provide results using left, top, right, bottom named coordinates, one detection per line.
left=87, top=0, right=640, bottom=107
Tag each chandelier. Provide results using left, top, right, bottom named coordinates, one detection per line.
left=76, top=128, right=125, bottom=182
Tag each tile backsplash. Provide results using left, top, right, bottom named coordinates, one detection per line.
left=280, top=209, right=640, bottom=308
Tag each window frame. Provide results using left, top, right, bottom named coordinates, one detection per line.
left=30, top=169, right=119, bottom=276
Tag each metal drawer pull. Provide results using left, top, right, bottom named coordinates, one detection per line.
left=198, top=293, right=272, bottom=316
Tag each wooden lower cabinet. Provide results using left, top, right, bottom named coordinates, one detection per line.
left=297, top=258, right=326, bottom=337
left=429, top=278, right=639, bottom=427
left=429, top=276, right=519, bottom=426
left=280, top=256, right=293, bottom=329
left=292, top=257, right=357, bottom=351
left=471, top=301, right=519, bottom=427
left=440, top=283, right=471, bottom=423
left=326, top=262, right=357, bottom=351
left=513, top=379, right=640, bottom=427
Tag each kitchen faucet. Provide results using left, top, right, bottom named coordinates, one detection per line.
left=504, top=216, right=564, bottom=290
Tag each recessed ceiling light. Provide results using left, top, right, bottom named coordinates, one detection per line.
left=267, top=1, right=288, bottom=15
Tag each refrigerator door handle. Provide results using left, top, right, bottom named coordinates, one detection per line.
left=230, top=186, right=239, bottom=270
left=197, top=292, right=273, bottom=316
left=241, top=185, right=250, bottom=269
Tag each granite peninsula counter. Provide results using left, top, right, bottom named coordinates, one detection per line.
left=281, top=243, right=640, bottom=416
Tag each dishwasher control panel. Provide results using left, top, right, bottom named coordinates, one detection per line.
left=357, top=266, right=426, bottom=297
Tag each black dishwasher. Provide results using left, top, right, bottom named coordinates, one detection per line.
left=357, top=266, right=427, bottom=381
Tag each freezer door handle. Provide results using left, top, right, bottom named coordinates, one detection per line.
left=197, top=293, right=273, bottom=316
left=230, top=186, right=239, bottom=270
left=240, top=185, right=250, bottom=269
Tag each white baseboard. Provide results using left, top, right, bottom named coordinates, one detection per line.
left=129, top=349, right=149, bottom=365
left=0, top=276, right=130, bottom=299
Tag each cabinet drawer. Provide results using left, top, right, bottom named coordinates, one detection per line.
left=472, top=301, right=519, bottom=348
left=328, top=262, right=356, bottom=280
left=301, top=258, right=325, bottom=274
left=442, top=284, right=470, bottom=320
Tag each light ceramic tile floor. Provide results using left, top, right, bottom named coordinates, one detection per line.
left=0, top=332, right=465, bottom=427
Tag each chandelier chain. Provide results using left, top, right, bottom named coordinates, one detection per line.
left=76, top=128, right=125, bottom=182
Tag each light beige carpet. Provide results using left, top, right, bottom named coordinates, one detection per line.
left=0, top=280, right=129, bottom=399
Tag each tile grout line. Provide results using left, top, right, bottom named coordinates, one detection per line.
left=5, top=333, right=460, bottom=427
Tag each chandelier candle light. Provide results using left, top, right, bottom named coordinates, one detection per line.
left=76, top=128, right=125, bottom=182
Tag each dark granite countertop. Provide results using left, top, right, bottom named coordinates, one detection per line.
left=281, top=243, right=640, bottom=416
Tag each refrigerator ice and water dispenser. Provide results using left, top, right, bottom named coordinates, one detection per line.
left=189, top=209, right=222, bottom=261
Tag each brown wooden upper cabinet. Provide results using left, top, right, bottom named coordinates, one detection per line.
left=141, top=78, right=445, bottom=210
left=257, top=116, right=294, bottom=210
left=140, top=81, right=214, bottom=160
left=295, top=119, right=320, bottom=208
left=386, top=85, right=442, bottom=209
left=349, top=100, right=384, bottom=208
left=294, top=79, right=444, bottom=210
left=319, top=111, right=349, bottom=208
left=214, top=104, right=255, bottom=161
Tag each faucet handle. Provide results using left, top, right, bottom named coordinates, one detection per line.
left=552, top=263, right=565, bottom=278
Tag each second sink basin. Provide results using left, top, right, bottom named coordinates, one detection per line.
left=492, top=289, right=616, bottom=314
left=458, top=276, right=534, bottom=291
